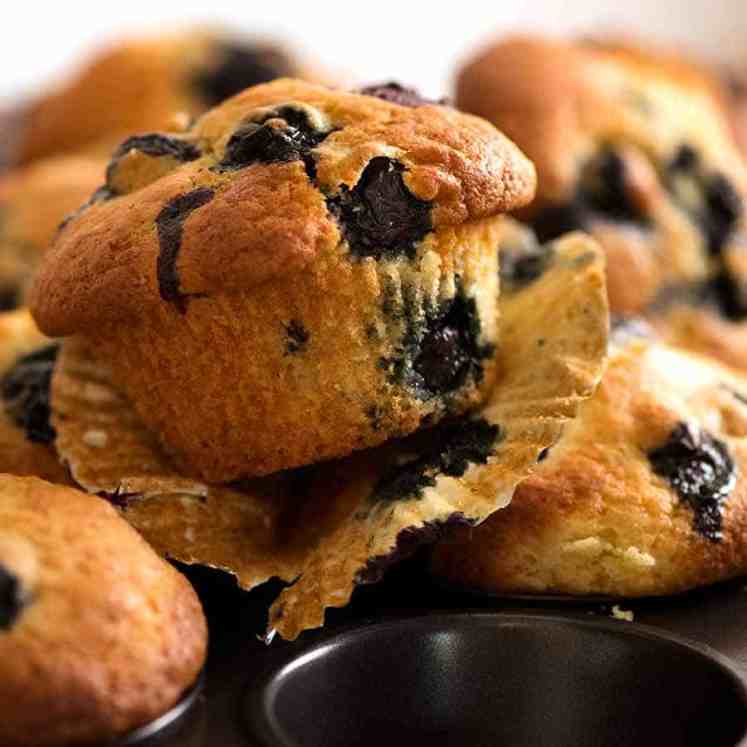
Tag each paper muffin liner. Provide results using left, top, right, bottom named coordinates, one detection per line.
left=51, top=232, right=608, bottom=640
left=85, top=218, right=502, bottom=482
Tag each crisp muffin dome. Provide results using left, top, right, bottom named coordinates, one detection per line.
left=31, top=78, right=535, bottom=336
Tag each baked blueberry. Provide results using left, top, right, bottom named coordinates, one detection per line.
left=409, top=289, right=494, bottom=398
left=155, top=188, right=215, bottom=312
left=372, top=417, right=501, bottom=504
left=499, top=230, right=556, bottom=291
left=0, top=564, right=25, bottom=630
left=649, top=422, right=736, bottom=541
left=1, top=344, right=59, bottom=444
left=219, top=106, right=330, bottom=177
left=579, top=149, right=646, bottom=223
left=284, top=319, right=309, bottom=354
left=328, top=157, right=432, bottom=260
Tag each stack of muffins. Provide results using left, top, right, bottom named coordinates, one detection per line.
left=2, top=25, right=747, bottom=745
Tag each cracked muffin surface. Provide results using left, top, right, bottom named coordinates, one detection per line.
left=0, top=474, right=206, bottom=747
left=31, top=78, right=535, bottom=481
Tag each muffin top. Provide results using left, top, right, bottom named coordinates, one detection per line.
left=431, top=332, right=747, bottom=596
left=457, top=35, right=745, bottom=208
left=0, top=474, right=207, bottom=746
left=15, top=28, right=303, bottom=165
left=31, top=78, right=536, bottom=336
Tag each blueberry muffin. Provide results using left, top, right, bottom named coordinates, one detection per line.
left=0, top=474, right=207, bottom=746
left=431, top=329, right=747, bottom=597
left=45, top=228, right=608, bottom=639
left=14, top=28, right=312, bottom=165
left=0, top=155, right=105, bottom=309
left=0, top=309, right=70, bottom=484
left=456, top=36, right=747, bottom=330
left=31, top=78, right=536, bottom=481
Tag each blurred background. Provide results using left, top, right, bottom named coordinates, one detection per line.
left=3, top=0, right=747, bottom=101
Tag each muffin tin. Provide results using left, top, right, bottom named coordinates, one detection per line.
left=119, top=557, right=747, bottom=747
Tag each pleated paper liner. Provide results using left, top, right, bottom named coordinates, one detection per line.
left=50, top=232, right=608, bottom=640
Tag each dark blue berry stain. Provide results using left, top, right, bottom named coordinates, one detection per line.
left=328, top=157, right=432, bottom=261
left=371, top=417, right=502, bottom=504
left=0, top=564, right=26, bottom=630
left=105, top=133, right=201, bottom=192
left=218, top=106, right=331, bottom=179
left=156, top=188, right=215, bottom=313
left=284, top=319, right=309, bottom=354
left=382, top=283, right=494, bottom=400
left=1, top=344, right=59, bottom=444
left=649, top=421, right=736, bottom=542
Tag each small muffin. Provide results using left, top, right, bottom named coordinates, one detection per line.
left=0, top=474, right=207, bottom=746
left=432, top=331, right=747, bottom=597
left=456, top=35, right=746, bottom=317
left=31, top=78, right=536, bottom=481
left=0, top=155, right=105, bottom=309
left=14, top=28, right=312, bottom=165
left=0, top=309, right=70, bottom=483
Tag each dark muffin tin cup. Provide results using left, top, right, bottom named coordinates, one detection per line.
left=244, top=613, right=747, bottom=747
left=111, top=672, right=206, bottom=747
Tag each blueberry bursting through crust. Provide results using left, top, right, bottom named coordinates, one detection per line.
left=1, top=344, right=59, bottom=444
left=328, top=157, right=432, bottom=261
left=649, top=421, right=737, bottom=542
left=381, top=284, right=494, bottom=400
left=218, top=106, right=331, bottom=179
left=105, top=134, right=201, bottom=188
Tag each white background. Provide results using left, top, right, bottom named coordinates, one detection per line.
left=1, top=0, right=747, bottom=102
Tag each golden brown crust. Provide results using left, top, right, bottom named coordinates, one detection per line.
left=14, top=29, right=312, bottom=165
left=431, top=338, right=747, bottom=596
left=0, top=475, right=207, bottom=746
left=650, top=303, right=747, bottom=375
left=32, top=79, right=535, bottom=336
